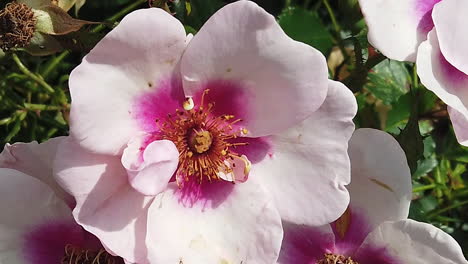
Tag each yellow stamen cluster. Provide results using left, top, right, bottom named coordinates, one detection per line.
left=61, top=244, right=124, bottom=264
left=156, top=90, right=248, bottom=184
left=0, top=3, right=36, bottom=51
left=317, top=253, right=359, bottom=264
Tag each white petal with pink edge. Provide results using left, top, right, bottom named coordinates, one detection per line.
left=122, top=136, right=179, bottom=196
left=0, top=137, right=73, bottom=204
left=417, top=29, right=468, bottom=146
left=252, top=80, right=356, bottom=226
left=358, top=0, right=440, bottom=61
left=145, top=180, right=283, bottom=264
left=347, top=129, right=412, bottom=230
left=432, top=0, right=468, bottom=75
left=356, top=219, right=467, bottom=264
left=0, top=168, right=71, bottom=264
left=448, top=107, right=468, bottom=146
left=180, top=0, right=329, bottom=137
left=69, top=8, right=188, bottom=155
left=54, top=138, right=153, bottom=264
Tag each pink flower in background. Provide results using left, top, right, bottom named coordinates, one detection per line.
left=0, top=138, right=72, bottom=204
left=55, top=0, right=357, bottom=263
left=359, top=0, right=468, bottom=146
left=0, top=139, right=122, bottom=264
left=278, top=129, right=467, bottom=264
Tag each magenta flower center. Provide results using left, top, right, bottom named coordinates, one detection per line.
left=155, top=89, right=249, bottom=184
left=61, top=244, right=124, bottom=264
left=317, top=253, right=359, bottom=264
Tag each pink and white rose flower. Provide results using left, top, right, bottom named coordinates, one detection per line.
left=359, top=0, right=468, bottom=146
left=55, top=1, right=357, bottom=263
left=278, top=128, right=467, bottom=264
left=0, top=140, right=123, bottom=264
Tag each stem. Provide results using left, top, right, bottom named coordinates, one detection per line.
left=41, top=50, right=70, bottom=79
left=413, top=184, right=436, bottom=193
left=427, top=200, right=468, bottom=219
left=91, top=0, right=147, bottom=33
left=323, top=0, right=340, bottom=33
left=23, top=103, right=70, bottom=111
left=12, top=53, right=55, bottom=94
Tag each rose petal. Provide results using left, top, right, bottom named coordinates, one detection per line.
left=122, top=137, right=179, bottom=196
left=0, top=168, right=71, bottom=264
left=355, top=220, right=467, bottom=264
left=0, top=137, right=72, bottom=204
left=277, top=223, right=335, bottom=264
left=146, top=180, right=283, bottom=263
left=69, top=8, right=187, bottom=155
left=417, top=29, right=468, bottom=146
left=54, top=138, right=152, bottom=264
left=432, top=0, right=468, bottom=75
left=448, top=107, right=468, bottom=146
left=358, top=0, right=440, bottom=61
left=332, top=128, right=413, bottom=254
left=252, top=80, right=356, bottom=226
left=347, top=129, right=412, bottom=230
left=180, top=0, right=329, bottom=137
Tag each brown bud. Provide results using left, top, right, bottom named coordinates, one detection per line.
left=0, top=2, right=37, bottom=51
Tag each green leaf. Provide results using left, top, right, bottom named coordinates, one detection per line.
left=365, top=60, right=410, bottom=105
left=278, top=7, right=333, bottom=54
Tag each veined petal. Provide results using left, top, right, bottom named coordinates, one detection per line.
left=181, top=0, right=329, bottom=137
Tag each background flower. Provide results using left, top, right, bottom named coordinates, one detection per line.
left=278, top=128, right=467, bottom=264
left=0, top=139, right=123, bottom=264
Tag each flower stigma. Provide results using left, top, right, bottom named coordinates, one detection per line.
left=61, top=244, right=124, bottom=264
left=317, top=253, right=359, bottom=264
left=156, top=89, right=250, bottom=185
left=0, top=2, right=36, bottom=51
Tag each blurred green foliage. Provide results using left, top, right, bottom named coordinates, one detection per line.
left=0, top=0, right=467, bottom=256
